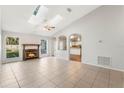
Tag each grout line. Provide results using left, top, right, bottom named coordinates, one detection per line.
left=73, top=69, right=88, bottom=88
left=47, top=79, right=58, bottom=88
left=9, top=64, right=21, bottom=88
left=36, top=71, right=58, bottom=88
left=108, top=69, right=110, bottom=88
left=90, top=70, right=99, bottom=88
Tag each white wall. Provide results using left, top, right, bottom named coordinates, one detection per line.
left=0, top=8, right=2, bottom=68
left=54, top=6, right=124, bottom=70
left=2, top=31, right=52, bottom=63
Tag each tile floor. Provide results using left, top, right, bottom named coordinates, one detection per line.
left=0, top=57, right=124, bottom=88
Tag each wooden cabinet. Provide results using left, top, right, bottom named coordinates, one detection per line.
left=70, top=54, right=81, bottom=62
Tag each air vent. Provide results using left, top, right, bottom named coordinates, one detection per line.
left=97, top=56, right=111, bottom=66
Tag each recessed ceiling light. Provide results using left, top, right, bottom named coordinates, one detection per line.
left=67, top=8, right=72, bottom=13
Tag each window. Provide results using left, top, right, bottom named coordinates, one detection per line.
left=41, top=40, right=47, bottom=54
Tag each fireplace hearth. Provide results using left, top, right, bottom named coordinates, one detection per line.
left=23, top=44, right=40, bottom=61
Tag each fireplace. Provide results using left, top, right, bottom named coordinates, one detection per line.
left=22, top=44, right=40, bottom=61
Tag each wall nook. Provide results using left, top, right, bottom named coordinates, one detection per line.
left=69, top=34, right=81, bottom=62
left=58, top=35, right=67, bottom=50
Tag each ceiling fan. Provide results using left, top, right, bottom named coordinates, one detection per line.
left=43, top=14, right=63, bottom=31
left=43, top=24, right=56, bottom=31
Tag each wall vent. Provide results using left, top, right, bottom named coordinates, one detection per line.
left=97, top=56, right=111, bottom=66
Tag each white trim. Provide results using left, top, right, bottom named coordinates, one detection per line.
left=83, top=62, right=124, bottom=72
left=69, top=59, right=124, bottom=72
left=56, top=57, right=124, bottom=72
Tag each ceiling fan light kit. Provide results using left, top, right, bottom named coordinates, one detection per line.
left=43, top=14, right=63, bottom=31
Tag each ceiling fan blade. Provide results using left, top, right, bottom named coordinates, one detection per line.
left=51, top=26, right=55, bottom=28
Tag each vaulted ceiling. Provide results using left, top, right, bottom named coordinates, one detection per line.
left=0, top=5, right=100, bottom=36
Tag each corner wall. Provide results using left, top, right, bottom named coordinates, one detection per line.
left=54, top=6, right=124, bottom=70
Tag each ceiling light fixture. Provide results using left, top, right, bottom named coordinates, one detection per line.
left=43, top=25, right=55, bottom=31
left=43, top=15, right=63, bottom=31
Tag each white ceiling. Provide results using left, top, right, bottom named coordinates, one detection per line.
left=0, top=5, right=100, bottom=36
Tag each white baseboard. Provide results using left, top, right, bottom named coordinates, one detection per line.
left=83, top=62, right=124, bottom=72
